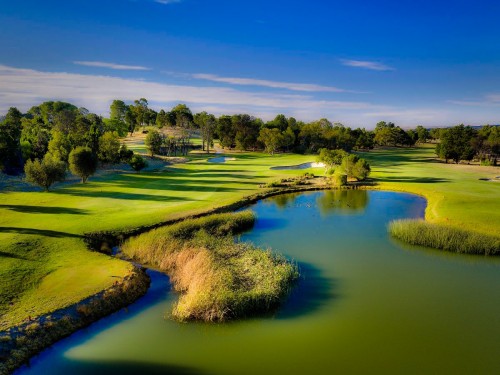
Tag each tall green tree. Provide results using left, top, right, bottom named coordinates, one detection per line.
left=194, top=112, right=217, bottom=153
left=0, top=107, right=23, bottom=173
left=258, top=128, right=283, bottom=155
left=110, top=100, right=128, bottom=122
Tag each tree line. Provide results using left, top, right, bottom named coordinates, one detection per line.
left=433, top=124, right=499, bottom=165
left=1, top=98, right=498, bottom=187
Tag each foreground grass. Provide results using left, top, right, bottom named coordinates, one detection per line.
left=122, top=212, right=298, bottom=321
left=389, top=219, right=500, bottom=255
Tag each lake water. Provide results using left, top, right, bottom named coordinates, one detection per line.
left=17, top=191, right=500, bottom=374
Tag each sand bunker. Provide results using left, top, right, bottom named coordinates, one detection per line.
left=208, top=157, right=237, bottom=163
left=270, top=162, right=325, bottom=170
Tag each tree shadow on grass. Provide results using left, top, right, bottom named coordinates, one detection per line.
left=0, top=205, right=88, bottom=215
left=55, top=189, right=200, bottom=202
left=0, top=227, right=82, bottom=238
left=0, top=250, right=28, bottom=260
left=375, top=176, right=450, bottom=183
left=276, top=262, right=338, bottom=320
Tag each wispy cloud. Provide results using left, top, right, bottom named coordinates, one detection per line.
left=447, top=94, right=500, bottom=107
left=154, top=0, right=182, bottom=4
left=189, top=73, right=348, bottom=93
left=73, top=61, right=150, bottom=71
left=341, top=59, right=394, bottom=71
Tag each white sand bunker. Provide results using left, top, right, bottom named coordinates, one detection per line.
left=208, top=156, right=237, bottom=163
left=270, top=162, right=325, bottom=170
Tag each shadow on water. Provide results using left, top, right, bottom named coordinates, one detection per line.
left=26, top=360, right=205, bottom=375
left=0, top=205, right=89, bottom=215
left=277, top=262, right=337, bottom=320
left=251, top=217, right=288, bottom=232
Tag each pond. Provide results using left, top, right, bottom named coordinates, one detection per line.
left=17, top=191, right=500, bottom=375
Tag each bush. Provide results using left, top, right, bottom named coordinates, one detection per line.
left=129, top=154, right=148, bottom=172
left=388, top=219, right=500, bottom=255
left=353, top=158, right=371, bottom=181
left=24, top=153, right=66, bottom=191
left=69, top=147, right=97, bottom=183
left=119, top=143, right=134, bottom=163
left=332, top=172, right=347, bottom=186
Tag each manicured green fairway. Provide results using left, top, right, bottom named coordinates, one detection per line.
left=362, top=145, right=500, bottom=235
left=1, top=145, right=498, bottom=329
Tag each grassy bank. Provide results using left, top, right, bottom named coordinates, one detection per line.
left=122, top=212, right=299, bottom=322
left=389, top=219, right=500, bottom=255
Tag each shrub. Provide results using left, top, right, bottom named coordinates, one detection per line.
left=352, top=158, right=371, bottom=181
left=24, top=153, right=66, bottom=191
left=145, top=129, right=163, bottom=156
left=388, top=219, right=500, bottom=255
left=332, top=172, right=347, bottom=186
left=119, top=143, right=134, bottom=163
left=129, top=154, right=148, bottom=172
left=69, top=147, right=97, bottom=183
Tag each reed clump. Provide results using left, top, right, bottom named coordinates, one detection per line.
left=388, top=219, right=500, bottom=255
left=122, top=211, right=299, bottom=322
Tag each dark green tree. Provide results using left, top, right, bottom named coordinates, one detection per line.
left=69, top=147, right=97, bottom=183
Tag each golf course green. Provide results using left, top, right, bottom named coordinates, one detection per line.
left=1, top=144, right=499, bottom=331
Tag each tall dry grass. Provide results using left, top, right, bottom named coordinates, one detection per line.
left=122, top=212, right=298, bottom=321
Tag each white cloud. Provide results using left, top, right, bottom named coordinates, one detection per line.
left=1, top=64, right=493, bottom=127
left=189, top=73, right=348, bottom=93
left=341, top=59, right=394, bottom=71
left=73, top=61, right=150, bottom=71
left=0, top=65, right=385, bottom=122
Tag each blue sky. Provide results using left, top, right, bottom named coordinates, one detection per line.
left=1, top=0, right=499, bottom=127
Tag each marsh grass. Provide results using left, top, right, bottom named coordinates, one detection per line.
left=389, top=219, right=500, bottom=255
left=122, top=212, right=299, bottom=322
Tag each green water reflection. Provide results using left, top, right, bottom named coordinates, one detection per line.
left=18, top=191, right=500, bottom=375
